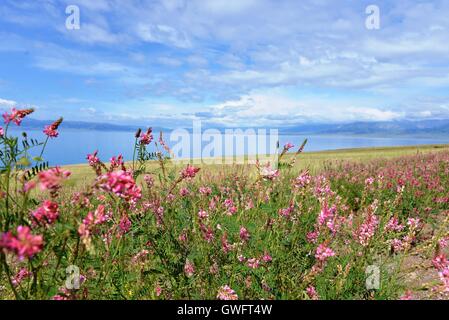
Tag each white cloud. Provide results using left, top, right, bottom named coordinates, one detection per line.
left=186, top=55, right=208, bottom=67
left=199, top=92, right=404, bottom=126
left=62, top=23, right=125, bottom=45
left=196, top=0, right=258, bottom=15
left=2, top=0, right=449, bottom=125
left=0, top=98, right=17, bottom=107
left=80, top=107, right=97, bottom=114
left=62, top=0, right=111, bottom=11
left=136, top=24, right=191, bottom=48
left=158, top=56, right=183, bottom=67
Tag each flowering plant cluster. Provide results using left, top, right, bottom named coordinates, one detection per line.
left=1, top=109, right=449, bottom=300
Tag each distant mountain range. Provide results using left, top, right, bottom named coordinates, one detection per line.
left=282, top=119, right=449, bottom=137
left=19, top=118, right=167, bottom=134
left=16, top=118, right=449, bottom=137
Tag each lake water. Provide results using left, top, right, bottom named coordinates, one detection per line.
left=9, top=128, right=449, bottom=166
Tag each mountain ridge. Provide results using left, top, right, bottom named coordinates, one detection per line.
left=14, top=118, right=449, bottom=137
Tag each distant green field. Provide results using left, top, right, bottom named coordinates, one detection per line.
left=63, top=144, right=449, bottom=187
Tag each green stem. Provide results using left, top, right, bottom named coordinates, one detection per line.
left=38, top=135, right=49, bottom=160
left=1, top=253, right=21, bottom=300
left=132, top=138, right=138, bottom=172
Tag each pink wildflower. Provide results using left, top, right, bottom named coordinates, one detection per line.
left=283, top=142, right=294, bottom=151
left=259, top=163, right=279, bottom=181
left=384, top=217, right=405, bottom=232
left=247, top=258, right=260, bottom=269
left=180, top=187, right=190, bottom=197
left=439, top=267, right=449, bottom=292
left=131, top=249, right=150, bottom=264
left=110, top=154, right=124, bottom=169
left=400, top=290, right=414, bottom=300
left=180, top=165, right=200, bottom=179
left=0, top=226, right=44, bottom=260
left=224, top=198, right=234, bottom=208
left=407, top=218, right=421, bottom=230
left=78, top=205, right=109, bottom=240
left=432, top=254, right=447, bottom=270
left=245, top=198, right=254, bottom=210
left=354, top=213, right=379, bottom=246
left=31, top=200, right=59, bottom=225
left=12, top=268, right=31, bottom=287
left=199, top=186, right=212, bottom=196
left=98, top=170, right=141, bottom=204
left=139, top=128, right=153, bottom=145
left=184, top=259, right=195, bottom=277
left=119, top=215, right=132, bottom=234
left=43, top=117, right=63, bottom=138
left=87, top=150, right=100, bottom=166
left=143, top=174, right=154, bottom=188
left=306, top=286, right=319, bottom=300
left=209, top=197, right=217, bottom=211
left=315, top=243, right=335, bottom=262
left=217, top=285, right=238, bottom=300
left=293, top=171, right=311, bottom=188
left=306, top=231, right=319, bottom=244
left=199, top=223, right=214, bottom=242
left=390, top=239, right=404, bottom=253
left=318, top=202, right=336, bottom=226
left=262, top=252, right=272, bottom=263
left=38, top=167, right=71, bottom=192
left=224, top=198, right=237, bottom=215
left=153, top=206, right=164, bottom=227
left=439, top=237, right=449, bottom=249
left=279, top=203, right=294, bottom=217
left=178, top=231, right=188, bottom=243
left=3, top=108, right=34, bottom=126
left=198, top=209, right=208, bottom=219
left=239, top=226, right=250, bottom=242
left=221, top=233, right=233, bottom=253
left=155, top=285, right=162, bottom=297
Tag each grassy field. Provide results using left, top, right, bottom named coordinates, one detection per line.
left=64, top=143, right=449, bottom=186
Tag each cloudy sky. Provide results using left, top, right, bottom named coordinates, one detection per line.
left=0, top=0, right=449, bottom=128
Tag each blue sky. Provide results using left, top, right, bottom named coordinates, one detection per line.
left=0, top=0, right=449, bottom=128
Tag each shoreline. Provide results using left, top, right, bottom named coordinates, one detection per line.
left=62, top=143, right=449, bottom=167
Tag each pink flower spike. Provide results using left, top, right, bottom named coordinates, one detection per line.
left=184, top=259, right=195, bottom=277
left=43, top=126, right=58, bottom=138
left=0, top=226, right=44, bottom=260
left=306, top=286, right=319, bottom=300
left=315, top=243, right=335, bottom=262
left=38, top=167, right=71, bottom=192
left=3, top=108, right=34, bottom=126
left=180, top=165, right=200, bottom=180
left=139, top=128, right=153, bottom=145
left=239, top=227, right=250, bottom=242
left=217, top=285, right=238, bottom=300
left=31, top=200, right=59, bottom=225
left=283, top=142, right=294, bottom=151
left=198, top=209, right=208, bottom=219
left=87, top=150, right=100, bottom=166
left=119, top=215, right=132, bottom=234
